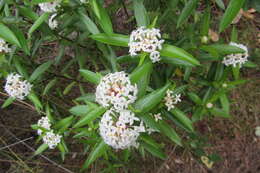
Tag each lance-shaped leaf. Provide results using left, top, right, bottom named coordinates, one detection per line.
left=170, top=108, right=194, bottom=132
left=1, top=97, right=15, bottom=108
left=0, top=23, right=21, bottom=47
left=82, top=140, right=108, bottom=170
left=133, top=0, right=149, bottom=27
left=90, top=0, right=113, bottom=34
left=219, top=0, right=245, bottom=32
left=69, top=105, right=91, bottom=116
left=28, top=12, right=50, bottom=36
left=73, top=107, right=106, bottom=128
left=90, top=33, right=129, bottom=47
left=177, top=0, right=198, bottom=28
left=29, top=60, right=53, bottom=82
left=79, top=69, right=102, bottom=85
left=130, top=61, right=152, bottom=97
left=78, top=10, right=100, bottom=34
left=160, top=44, right=200, bottom=66
left=159, top=120, right=182, bottom=146
left=210, top=107, right=231, bottom=118
left=187, top=92, right=202, bottom=105
left=200, top=44, right=245, bottom=55
left=28, top=92, right=43, bottom=110
left=134, top=83, right=171, bottom=113
left=54, top=116, right=74, bottom=133
left=140, top=142, right=166, bottom=160
left=34, top=143, right=48, bottom=156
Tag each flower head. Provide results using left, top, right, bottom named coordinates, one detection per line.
left=39, top=1, right=60, bottom=13
left=164, top=89, right=181, bottom=111
left=4, top=73, right=32, bottom=100
left=48, top=14, right=58, bottom=29
left=128, top=27, right=164, bottom=63
left=0, top=38, right=11, bottom=53
left=222, top=42, right=249, bottom=67
left=99, top=109, right=145, bottom=149
left=43, top=131, right=62, bottom=149
left=37, top=117, right=51, bottom=135
left=95, top=71, right=138, bottom=111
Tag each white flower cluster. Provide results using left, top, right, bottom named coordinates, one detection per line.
left=128, top=27, right=164, bottom=63
left=99, top=109, right=145, bottom=149
left=95, top=72, right=138, bottom=111
left=43, top=131, right=62, bottom=149
left=0, top=38, right=11, bottom=53
left=38, top=1, right=60, bottom=30
left=222, top=42, right=249, bottom=67
left=38, top=1, right=60, bottom=13
left=4, top=73, right=32, bottom=100
left=164, top=89, right=181, bottom=111
left=37, top=117, right=51, bottom=135
left=36, top=117, right=61, bottom=149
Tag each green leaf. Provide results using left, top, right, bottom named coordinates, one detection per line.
left=200, top=44, right=245, bottom=55
left=34, top=143, right=48, bottom=156
left=177, top=0, right=198, bottom=28
left=28, top=12, right=50, bottom=37
left=73, top=107, right=106, bottom=128
left=79, top=69, right=102, bottom=85
left=160, top=44, right=200, bottom=66
left=170, top=108, right=194, bottom=132
left=130, top=61, right=153, bottom=97
left=219, top=0, right=245, bottom=32
left=0, top=23, right=21, bottom=47
left=82, top=140, right=108, bottom=170
left=90, top=33, right=129, bottom=47
left=215, top=0, right=225, bottom=10
left=220, top=93, right=229, bottom=113
left=140, top=142, right=166, bottom=160
left=54, top=116, right=74, bottom=133
left=19, top=6, right=38, bottom=21
left=187, top=92, right=202, bottom=105
left=10, top=26, right=30, bottom=55
left=140, top=134, right=161, bottom=149
left=63, top=82, right=76, bottom=95
left=159, top=121, right=182, bottom=146
left=43, top=78, right=58, bottom=95
left=134, top=83, right=171, bottom=113
left=69, top=105, right=91, bottom=116
left=210, top=107, right=231, bottom=118
left=133, top=0, right=149, bottom=27
left=90, top=0, right=113, bottom=34
left=200, top=7, right=211, bottom=36
left=1, top=97, right=15, bottom=108
left=139, top=113, right=160, bottom=131
left=29, top=60, right=53, bottom=82
left=243, top=61, right=257, bottom=68
left=28, top=92, right=43, bottom=110
left=78, top=10, right=100, bottom=34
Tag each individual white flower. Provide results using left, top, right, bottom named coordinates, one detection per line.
left=80, top=0, right=87, bottom=3
left=48, top=14, right=58, bottom=29
left=128, top=27, right=164, bottom=63
left=222, top=83, right=228, bottom=88
left=37, top=117, right=51, bottom=135
left=99, top=109, right=145, bottom=149
left=39, top=1, right=60, bottom=13
left=206, top=103, right=213, bottom=109
left=95, top=71, right=138, bottom=111
left=153, top=113, right=162, bottom=122
left=0, top=38, right=11, bottom=53
left=222, top=42, right=249, bottom=67
left=164, top=89, right=181, bottom=111
left=43, top=131, right=62, bottom=149
left=150, top=51, right=161, bottom=63
left=4, top=73, right=32, bottom=100
left=255, top=126, right=260, bottom=137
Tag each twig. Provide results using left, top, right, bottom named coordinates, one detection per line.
left=0, top=137, right=33, bottom=151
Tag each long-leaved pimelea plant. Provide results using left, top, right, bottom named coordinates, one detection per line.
left=0, top=0, right=257, bottom=171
